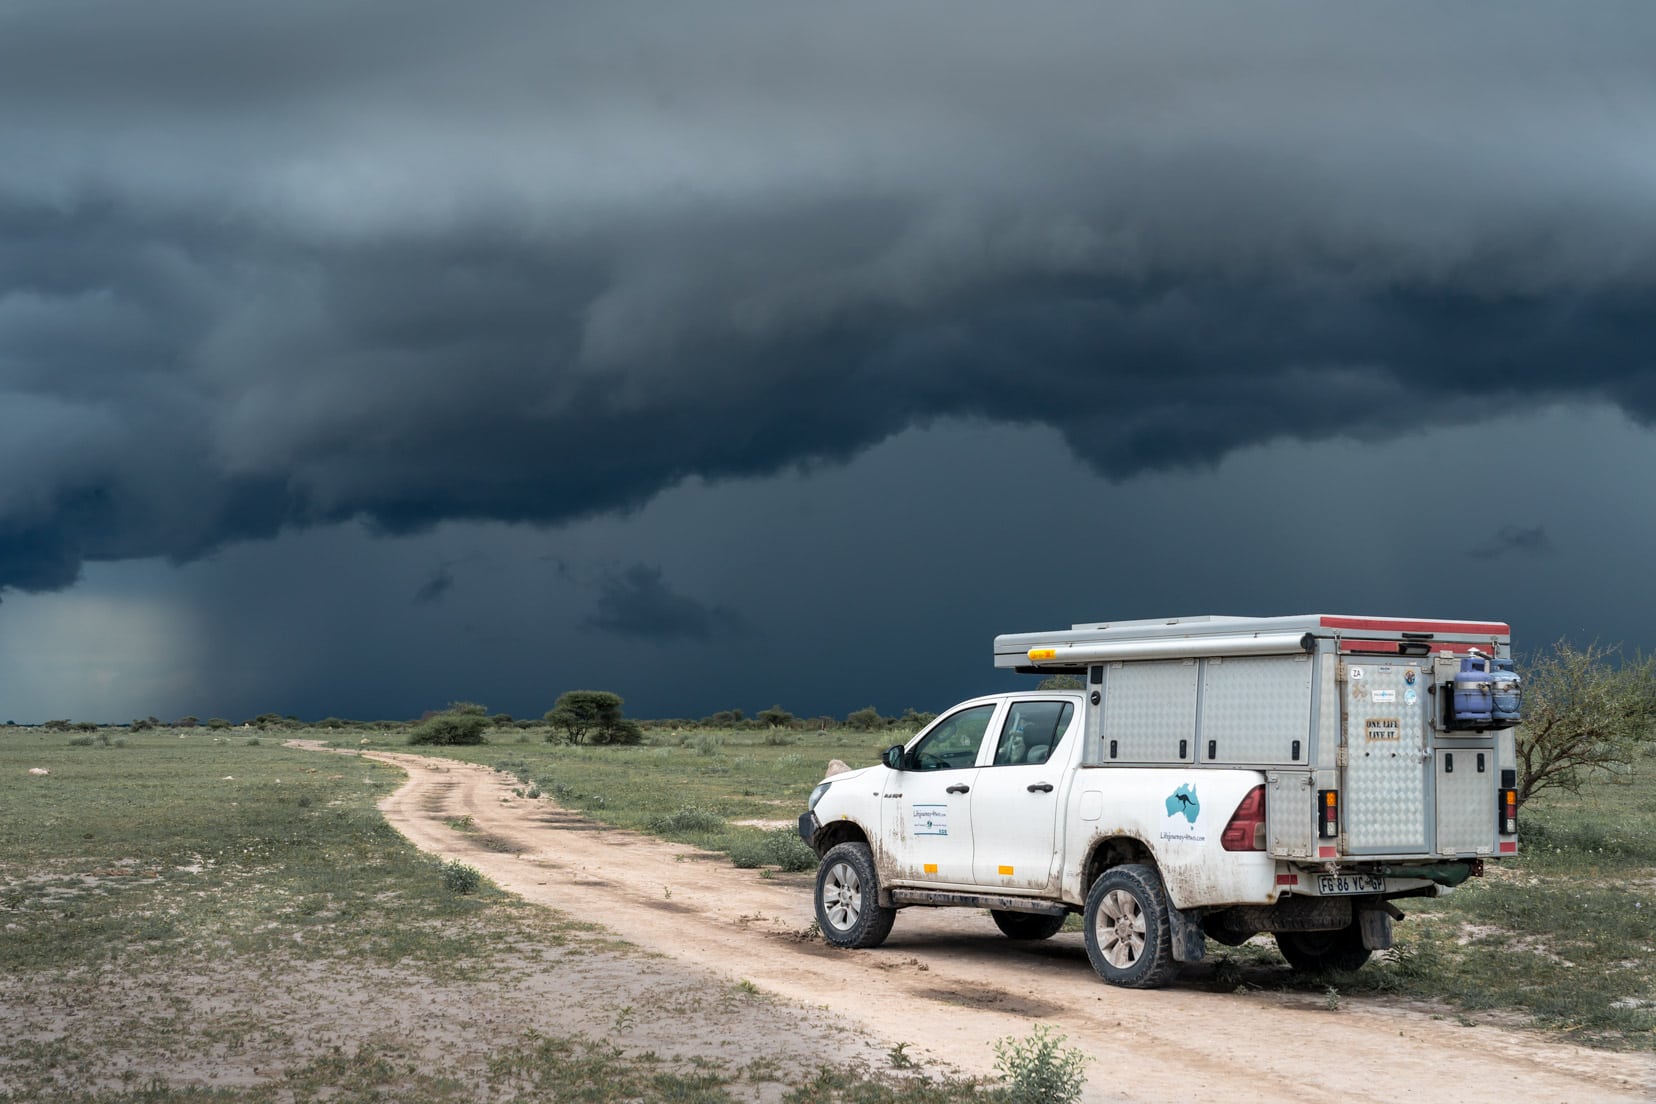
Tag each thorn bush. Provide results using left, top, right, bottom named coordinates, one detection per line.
left=993, top=1025, right=1087, bottom=1104
left=441, top=860, right=483, bottom=895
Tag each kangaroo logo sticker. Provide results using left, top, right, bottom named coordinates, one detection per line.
left=1161, top=784, right=1206, bottom=844
left=1165, top=784, right=1200, bottom=824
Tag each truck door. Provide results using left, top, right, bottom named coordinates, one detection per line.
left=1341, top=660, right=1431, bottom=855
left=878, top=702, right=998, bottom=888
left=968, top=699, right=1076, bottom=893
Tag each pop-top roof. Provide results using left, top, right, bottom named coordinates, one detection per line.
left=993, top=613, right=1511, bottom=670
left=1064, top=614, right=1510, bottom=637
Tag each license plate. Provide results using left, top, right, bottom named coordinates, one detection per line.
left=1316, top=873, right=1384, bottom=895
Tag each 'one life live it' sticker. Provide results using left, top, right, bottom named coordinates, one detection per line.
left=1365, top=717, right=1401, bottom=741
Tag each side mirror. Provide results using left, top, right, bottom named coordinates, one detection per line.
left=882, top=744, right=907, bottom=771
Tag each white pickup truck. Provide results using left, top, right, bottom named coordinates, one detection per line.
left=797, top=614, right=1520, bottom=987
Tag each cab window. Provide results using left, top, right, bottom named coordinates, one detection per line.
left=991, top=701, right=1075, bottom=766
left=907, top=704, right=996, bottom=771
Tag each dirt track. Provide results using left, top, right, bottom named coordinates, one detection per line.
left=307, top=745, right=1655, bottom=1104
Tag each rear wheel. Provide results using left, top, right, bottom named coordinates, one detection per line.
left=1083, top=864, right=1179, bottom=988
left=990, top=909, right=1067, bottom=941
left=814, top=842, right=896, bottom=949
left=1275, top=923, right=1371, bottom=973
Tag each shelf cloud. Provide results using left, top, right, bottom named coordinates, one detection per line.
left=5, top=2, right=1655, bottom=596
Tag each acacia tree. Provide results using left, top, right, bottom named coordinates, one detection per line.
left=544, top=690, right=641, bottom=745
left=845, top=707, right=886, bottom=731
left=756, top=704, right=794, bottom=728
left=1515, top=640, right=1656, bottom=809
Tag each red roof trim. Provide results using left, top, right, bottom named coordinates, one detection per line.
left=1342, top=641, right=1490, bottom=656
left=1319, top=616, right=1510, bottom=636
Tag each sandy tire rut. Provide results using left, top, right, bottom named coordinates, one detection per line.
left=301, top=744, right=1654, bottom=1104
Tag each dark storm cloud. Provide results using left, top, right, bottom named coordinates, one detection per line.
left=412, top=563, right=455, bottom=605
left=1470, top=525, right=1554, bottom=560
left=582, top=564, right=744, bottom=641
left=4, top=2, right=1656, bottom=592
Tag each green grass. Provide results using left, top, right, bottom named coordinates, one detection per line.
left=0, top=732, right=511, bottom=975
left=0, top=726, right=986, bottom=1103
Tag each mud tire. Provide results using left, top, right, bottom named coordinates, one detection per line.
left=1275, top=923, right=1372, bottom=973
left=814, top=842, right=896, bottom=949
left=1083, top=864, right=1179, bottom=988
left=990, top=909, right=1068, bottom=941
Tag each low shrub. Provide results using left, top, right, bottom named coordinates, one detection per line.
left=728, top=829, right=818, bottom=873
left=993, top=1025, right=1087, bottom=1104
left=409, top=711, right=489, bottom=746
left=441, top=860, right=483, bottom=895
left=646, top=807, right=728, bottom=836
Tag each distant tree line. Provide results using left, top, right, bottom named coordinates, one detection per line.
left=33, top=637, right=1650, bottom=795
left=23, top=699, right=942, bottom=741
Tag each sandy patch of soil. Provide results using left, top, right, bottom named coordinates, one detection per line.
left=0, top=939, right=888, bottom=1100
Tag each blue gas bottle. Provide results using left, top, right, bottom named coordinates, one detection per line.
left=1491, top=659, right=1522, bottom=725
left=1452, top=656, right=1494, bottom=725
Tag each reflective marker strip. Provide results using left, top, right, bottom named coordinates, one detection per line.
left=923, top=863, right=938, bottom=873
left=998, top=865, right=1014, bottom=876
left=1276, top=873, right=1298, bottom=886
left=1318, top=845, right=1338, bottom=858
left=1498, top=841, right=1517, bottom=854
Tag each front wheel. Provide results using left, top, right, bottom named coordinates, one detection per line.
left=990, top=909, right=1068, bottom=941
left=814, top=842, right=896, bottom=949
left=1083, top=864, right=1179, bottom=988
left=1275, top=924, right=1371, bottom=973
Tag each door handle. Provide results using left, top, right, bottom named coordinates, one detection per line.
left=1027, top=783, right=1054, bottom=794
left=945, top=783, right=970, bottom=794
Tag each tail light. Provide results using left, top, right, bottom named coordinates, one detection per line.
left=1499, top=788, right=1517, bottom=835
left=1221, top=785, right=1267, bottom=851
left=1318, top=789, right=1340, bottom=839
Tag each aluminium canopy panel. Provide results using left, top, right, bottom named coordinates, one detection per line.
left=1198, top=654, right=1314, bottom=765
left=1343, top=661, right=1431, bottom=854
left=1097, top=659, right=1199, bottom=763
left=1435, top=748, right=1496, bottom=857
